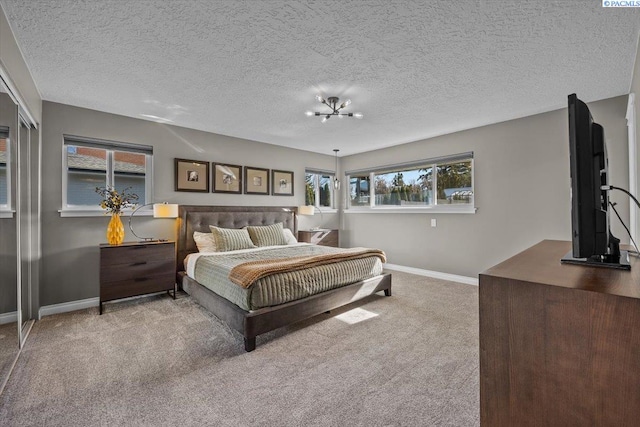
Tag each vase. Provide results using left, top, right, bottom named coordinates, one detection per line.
left=106, top=213, right=125, bottom=245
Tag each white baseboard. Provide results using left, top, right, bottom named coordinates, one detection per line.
left=38, top=297, right=99, bottom=319
left=0, top=311, right=17, bottom=325
left=37, top=291, right=171, bottom=319
left=383, top=263, right=478, bottom=286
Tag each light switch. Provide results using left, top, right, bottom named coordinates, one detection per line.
left=431, top=218, right=437, bottom=227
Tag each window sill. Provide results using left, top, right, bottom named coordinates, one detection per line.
left=0, top=210, right=15, bottom=219
left=58, top=209, right=153, bottom=218
left=315, top=208, right=338, bottom=214
left=344, top=206, right=477, bottom=214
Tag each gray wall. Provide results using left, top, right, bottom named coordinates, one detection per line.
left=340, top=96, right=630, bottom=278
left=630, top=36, right=640, bottom=241
left=0, top=4, right=41, bottom=124
left=40, top=101, right=338, bottom=306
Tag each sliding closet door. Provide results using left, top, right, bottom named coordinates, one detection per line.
left=0, top=82, right=19, bottom=389
left=17, top=116, right=34, bottom=346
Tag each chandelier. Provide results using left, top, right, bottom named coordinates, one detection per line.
left=306, top=95, right=363, bottom=123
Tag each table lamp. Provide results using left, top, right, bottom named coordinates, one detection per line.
left=298, top=205, right=323, bottom=230
left=129, top=202, right=179, bottom=241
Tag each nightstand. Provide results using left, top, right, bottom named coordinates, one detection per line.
left=99, top=241, right=176, bottom=314
left=297, top=229, right=339, bottom=247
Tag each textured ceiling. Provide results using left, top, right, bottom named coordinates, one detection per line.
left=1, top=1, right=640, bottom=156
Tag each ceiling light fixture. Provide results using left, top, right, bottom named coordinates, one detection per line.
left=333, top=149, right=341, bottom=191
left=306, top=96, right=363, bottom=123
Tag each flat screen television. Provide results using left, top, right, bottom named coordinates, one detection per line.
left=561, top=94, right=629, bottom=269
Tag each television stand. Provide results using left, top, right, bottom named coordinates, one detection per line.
left=480, top=240, right=640, bottom=426
left=560, top=249, right=631, bottom=270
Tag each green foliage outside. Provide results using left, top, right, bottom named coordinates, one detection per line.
left=305, top=174, right=314, bottom=205
left=373, top=161, right=472, bottom=205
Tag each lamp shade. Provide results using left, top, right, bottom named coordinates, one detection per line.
left=298, top=205, right=315, bottom=216
left=153, top=203, right=179, bottom=218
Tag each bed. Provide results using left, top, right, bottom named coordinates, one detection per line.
left=176, top=205, right=392, bottom=352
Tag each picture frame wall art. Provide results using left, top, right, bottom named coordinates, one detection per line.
left=212, top=163, right=242, bottom=194
left=271, top=170, right=294, bottom=196
left=244, top=166, right=270, bottom=195
left=175, top=158, right=209, bottom=192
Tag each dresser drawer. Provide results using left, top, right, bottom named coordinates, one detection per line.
left=100, top=258, right=175, bottom=283
left=100, top=243, right=173, bottom=267
left=98, top=241, right=176, bottom=314
left=100, top=273, right=176, bottom=301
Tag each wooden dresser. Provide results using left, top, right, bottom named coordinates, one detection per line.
left=297, top=229, right=339, bottom=247
left=99, top=241, right=176, bottom=314
left=479, top=240, right=640, bottom=426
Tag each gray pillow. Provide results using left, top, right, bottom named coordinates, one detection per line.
left=246, top=223, right=287, bottom=247
left=209, top=226, right=256, bottom=252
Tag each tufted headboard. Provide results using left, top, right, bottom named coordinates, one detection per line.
left=176, top=205, right=298, bottom=272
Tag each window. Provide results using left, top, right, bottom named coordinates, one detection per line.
left=0, top=127, right=9, bottom=209
left=305, top=170, right=335, bottom=208
left=349, top=174, right=370, bottom=206
left=63, top=135, right=152, bottom=211
left=346, top=152, right=474, bottom=211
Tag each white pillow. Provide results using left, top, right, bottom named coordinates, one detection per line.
left=193, top=231, right=217, bottom=252
left=283, top=228, right=298, bottom=245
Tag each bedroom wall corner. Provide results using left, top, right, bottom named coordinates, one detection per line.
left=0, top=3, right=41, bottom=124
left=629, top=31, right=640, bottom=245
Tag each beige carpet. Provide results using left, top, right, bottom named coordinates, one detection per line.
left=0, top=322, right=19, bottom=394
left=0, top=271, right=479, bottom=426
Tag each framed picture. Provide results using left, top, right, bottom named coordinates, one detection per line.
left=271, top=170, right=294, bottom=196
left=244, top=166, right=270, bottom=195
left=175, top=158, right=209, bottom=192
left=212, top=163, right=242, bottom=194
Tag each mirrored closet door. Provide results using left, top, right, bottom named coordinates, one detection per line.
left=18, top=114, right=36, bottom=346
left=0, top=79, right=19, bottom=391
left=0, top=74, right=39, bottom=393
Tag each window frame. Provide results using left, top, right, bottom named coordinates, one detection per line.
left=305, top=169, right=337, bottom=210
left=60, top=135, right=153, bottom=217
left=344, top=152, right=475, bottom=214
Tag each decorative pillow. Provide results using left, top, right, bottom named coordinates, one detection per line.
left=282, top=228, right=298, bottom=245
left=209, top=226, right=256, bottom=252
left=193, top=231, right=217, bottom=252
left=246, top=223, right=287, bottom=247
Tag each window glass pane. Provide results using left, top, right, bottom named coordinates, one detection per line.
left=66, top=145, right=106, bottom=206
left=305, top=172, right=334, bottom=207
left=436, top=160, right=473, bottom=205
left=374, top=167, right=433, bottom=206
left=318, top=174, right=332, bottom=207
left=113, top=151, right=146, bottom=205
left=349, top=175, right=370, bottom=206
left=305, top=173, right=315, bottom=206
left=0, top=138, right=7, bottom=205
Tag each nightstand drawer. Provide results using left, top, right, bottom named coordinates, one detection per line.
left=298, top=230, right=339, bottom=247
left=100, top=243, right=173, bottom=267
left=100, top=273, right=175, bottom=301
left=100, top=258, right=175, bottom=283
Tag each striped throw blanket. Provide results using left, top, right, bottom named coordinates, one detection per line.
left=229, top=247, right=387, bottom=288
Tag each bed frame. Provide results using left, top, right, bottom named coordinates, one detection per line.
left=176, top=205, right=392, bottom=352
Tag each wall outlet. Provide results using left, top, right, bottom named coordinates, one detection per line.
left=431, top=218, right=437, bottom=228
